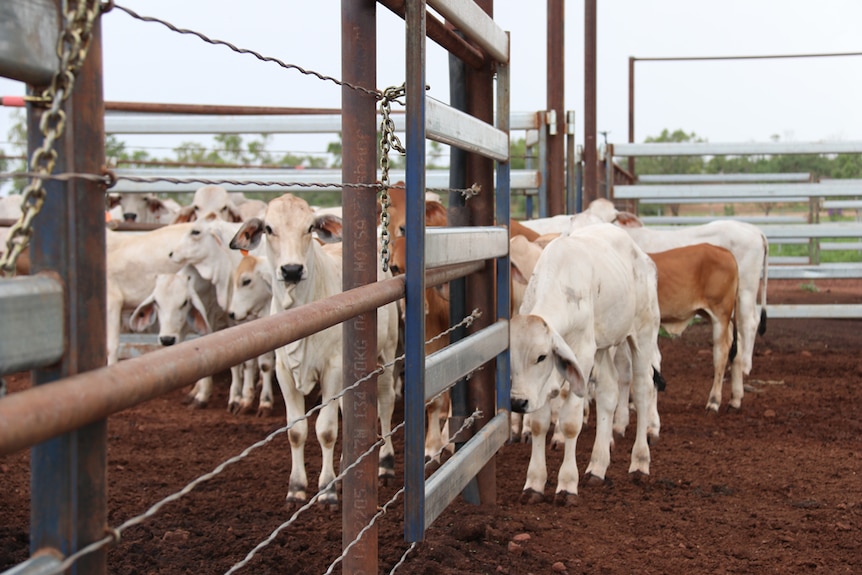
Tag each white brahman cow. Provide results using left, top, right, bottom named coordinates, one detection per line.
left=510, top=223, right=664, bottom=505
left=106, top=192, right=180, bottom=224
left=590, top=199, right=767, bottom=412
left=105, top=224, right=192, bottom=365
left=128, top=265, right=224, bottom=407
left=229, top=193, right=400, bottom=508
left=172, top=185, right=244, bottom=224
left=227, top=254, right=277, bottom=417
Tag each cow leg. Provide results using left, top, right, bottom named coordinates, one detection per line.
left=188, top=376, right=213, bottom=408
left=509, top=411, right=524, bottom=443
left=584, top=350, right=619, bottom=482
left=376, top=364, right=397, bottom=484
left=315, top=369, right=341, bottom=508
left=277, top=358, right=309, bottom=506
left=106, top=295, right=122, bottom=366
left=628, top=343, right=653, bottom=478
left=256, top=351, right=275, bottom=417
left=549, top=395, right=566, bottom=450
left=424, top=396, right=445, bottom=463
left=612, top=344, right=633, bottom=438
left=521, top=402, right=551, bottom=503
left=707, top=318, right=731, bottom=412
left=239, top=358, right=258, bottom=414
left=553, top=393, right=585, bottom=505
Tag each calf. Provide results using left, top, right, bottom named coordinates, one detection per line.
left=227, top=254, right=277, bottom=417
left=172, top=185, right=244, bottom=224
left=589, top=199, right=767, bottom=412
left=106, top=192, right=180, bottom=224
left=510, top=224, right=663, bottom=504
left=230, top=193, right=400, bottom=507
left=128, top=266, right=223, bottom=407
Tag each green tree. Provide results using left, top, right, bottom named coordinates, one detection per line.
left=636, top=129, right=705, bottom=176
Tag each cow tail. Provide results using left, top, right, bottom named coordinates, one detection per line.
left=758, top=232, right=768, bottom=336
left=652, top=367, right=667, bottom=392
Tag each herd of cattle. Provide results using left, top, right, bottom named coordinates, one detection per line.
left=0, top=185, right=769, bottom=507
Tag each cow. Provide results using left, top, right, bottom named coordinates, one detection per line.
left=390, top=234, right=454, bottom=465
left=229, top=193, right=400, bottom=507
left=172, top=185, right=244, bottom=224
left=510, top=223, right=663, bottom=505
left=105, top=224, right=192, bottom=365
left=106, top=192, right=180, bottom=224
left=587, top=199, right=768, bottom=412
left=128, top=266, right=223, bottom=407
left=227, top=254, right=277, bottom=417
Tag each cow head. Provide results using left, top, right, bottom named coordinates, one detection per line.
left=173, top=185, right=243, bottom=223
left=509, top=314, right=588, bottom=414
left=228, top=255, right=273, bottom=322
left=129, top=270, right=211, bottom=346
left=230, top=193, right=342, bottom=304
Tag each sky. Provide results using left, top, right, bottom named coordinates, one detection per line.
left=1, top=0, right=862, bottom=176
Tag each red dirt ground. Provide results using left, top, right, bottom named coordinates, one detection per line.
left=2, top=278, right=861, bottom=574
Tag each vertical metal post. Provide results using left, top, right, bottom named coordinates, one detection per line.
left=30, top=8, right=107, bottom=574
left=524, top=142, right=534, bottom=218
left=447, top=27, right=480, bottom=506
left=465, top=0, right=497, bottom=507
left=404, top=0, right=428, bottom=543
left=604, top=143, right=614, bottom=199
left=537, top=112, right=548, bottom=218
left=566, top=110, right=576, bottom=213
left=583, top=0, right=598, bottom=205
left=628, top=56, right=636, bottom=177
left=341, top=1, right=378, bottom=570
left=546, top=0, right=565, bottom=216
left=495, top=39, right=511, bottom=414
left=575, top=145, right=584, bottom=213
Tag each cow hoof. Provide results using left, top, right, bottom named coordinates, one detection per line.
left=257, top=406, right=272, bottom=418
left=285, top=495, right=306, bottom=510
left=647, top=433, right=659, bottom=446
left=629, top=470, right=649, bottom=484
left=181, top=394, right=195, bottom=405
left=582, top=472, right=608, bottom=487
left=613, top=429, right=626, bottom=441
left=550, top=438, right=564, bottom=451
left=227, top=401, right=241, bottom=415
left=726, top=403, right=741, bottom=414
left=553, top=491, right=579, bottom=507
left=519, top=489, right=545, bottom=505
left=705, top=404, right=720, bottom=415
left=191, top=398, right=208, bottom=410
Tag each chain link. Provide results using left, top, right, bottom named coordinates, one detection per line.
left=378, top=84, right=407, bottom=273
left=0, top=0, right=102, bottom=277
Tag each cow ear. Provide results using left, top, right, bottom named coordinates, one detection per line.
left=511, top=261, right=528, bottom=285
left=172, top=205, right=195, bottom=223
left=186, top=291, right=212, bottom=335
left=426, top=200, right=447, bottom=223
left=615, top=211, right=643, bottom=228
left=313, top=214, right=343, bottom=243
left=550, top=330, right=587, bottom=397
left=227, top=205, right=244, bottom=223
left=106, top=193, right=121, bottom=209
left=230, top=218, right=265, bottom=251
left=129, top=298, right=157, bottom=332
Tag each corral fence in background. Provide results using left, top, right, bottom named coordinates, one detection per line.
left=0, top=1, right=518, bottom=574
left=607, top=140, right=862, bottom=319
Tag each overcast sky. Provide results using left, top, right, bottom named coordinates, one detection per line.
left=1, top=0, right=861, bottom=166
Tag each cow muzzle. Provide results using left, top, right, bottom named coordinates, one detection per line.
left=510, top=397, right=529, bottom=413
left=279, top=263, right=304, bottom=283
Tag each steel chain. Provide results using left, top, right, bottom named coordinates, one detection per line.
left=0, top=0, right=102, bottom=276
left=378, top=84, right=406, bottom=273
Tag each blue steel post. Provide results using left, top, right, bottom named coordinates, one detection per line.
left=29, top=10, right=108, bottom=574
left=404, top=0, right=428, bottom=543
left=495, top=43, right=511, bottom=414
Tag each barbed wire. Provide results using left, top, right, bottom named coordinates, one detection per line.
left=110, top=4, right=382, bottom=100
left=43, top=309, right=484, bottom=575
left=322, top=409, right=483, bottom=575
left=0, top=170, right=484, bottom=198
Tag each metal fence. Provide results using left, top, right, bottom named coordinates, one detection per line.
left=0, top=1, right=517, bottom=573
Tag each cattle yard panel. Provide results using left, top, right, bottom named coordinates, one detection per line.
left=0, top=0, right=515, bottom=572
left=610, top=140, right=862, bottom=318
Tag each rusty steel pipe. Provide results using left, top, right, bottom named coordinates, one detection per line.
left=0, top=262, right=481, bottom=456
left=377, top=0, right=485, bottom=69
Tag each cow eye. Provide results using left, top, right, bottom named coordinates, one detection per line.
left=182, top=299, right=189, bottom=308
left=264, top=225, right=273, bottom=235
left=191, top=229, right=201, bottom=236
left=241, top=278, right=252, bottom=287
left=307, top=225, right=314, bottom=234
left=536, top=354, right=547, bottom=364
